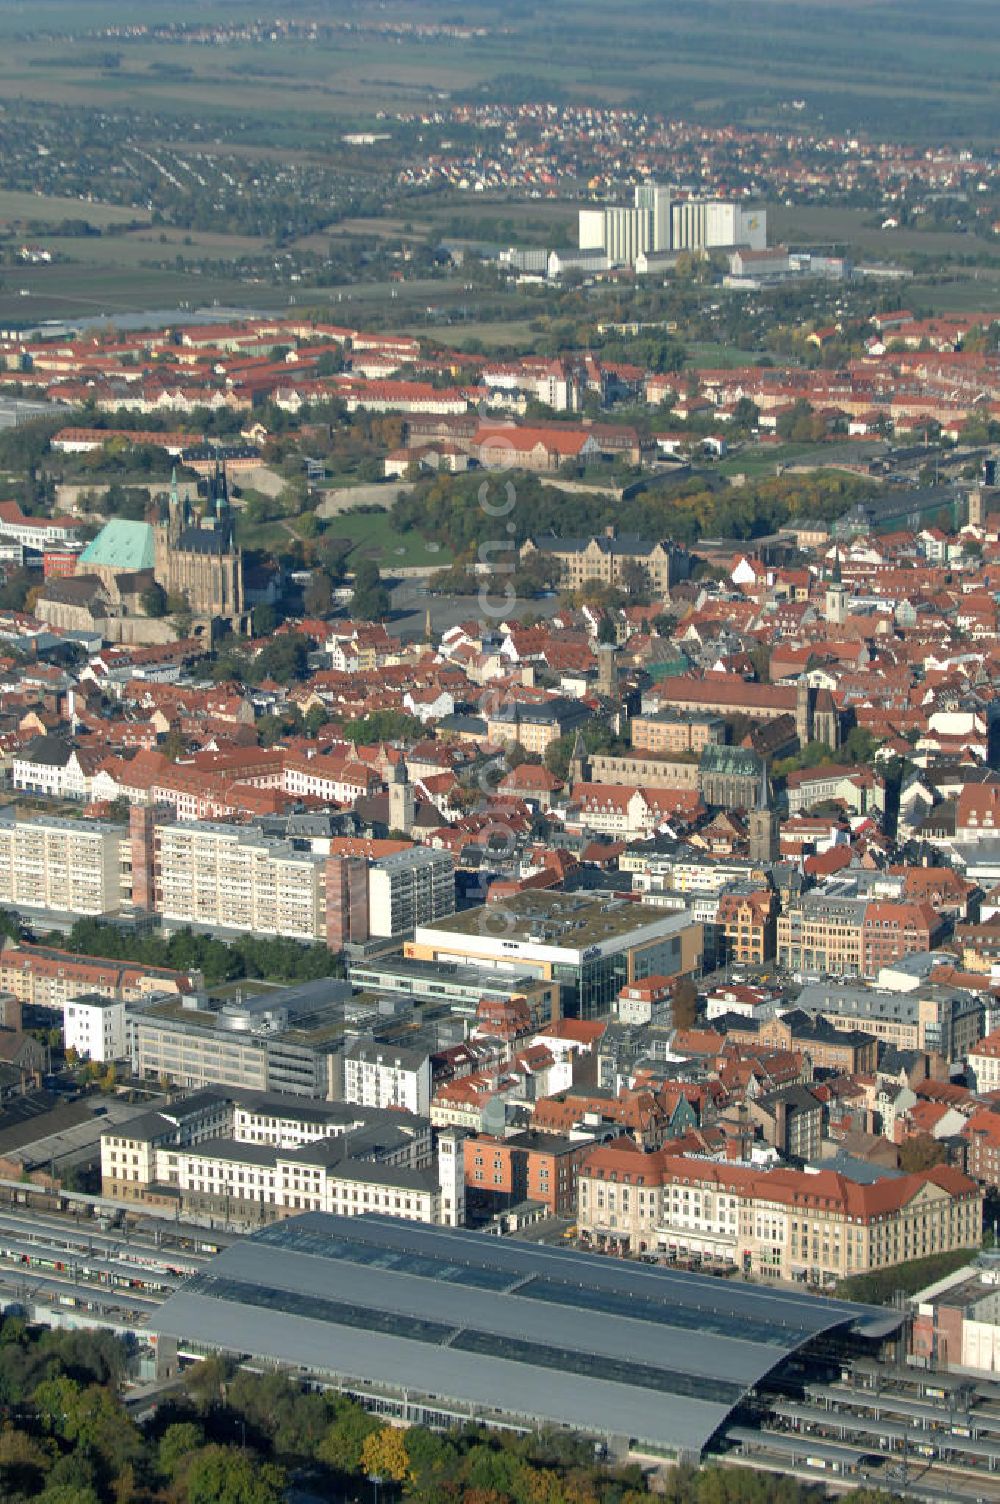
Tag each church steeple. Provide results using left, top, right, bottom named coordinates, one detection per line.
left=748, top=765, right=779, bottom=864
left=568, top=730, right=589, bottom=786
left=167, top=464, right=182, bottom=546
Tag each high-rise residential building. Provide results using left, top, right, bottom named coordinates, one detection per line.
left=367, top=847, right=455, bottom=938
left=153, top=820, right=326, bottom=942
left=0, top=810, right=126, bottom=920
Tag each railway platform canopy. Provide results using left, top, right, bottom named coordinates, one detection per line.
left=152, top=1213, right=900, bottom=1460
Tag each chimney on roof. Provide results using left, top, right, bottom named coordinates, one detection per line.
left=605, top=525, right=616, bottom=540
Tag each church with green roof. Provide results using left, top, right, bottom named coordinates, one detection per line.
left=35, top=463, right=247, bottom=644
left=78, top=519, right=156, bottom=574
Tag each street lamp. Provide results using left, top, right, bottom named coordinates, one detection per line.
left=368, top=1473, right=383, bottom=1504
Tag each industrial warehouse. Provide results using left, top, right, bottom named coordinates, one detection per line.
left=151, top=1212, right=901, bottom=1464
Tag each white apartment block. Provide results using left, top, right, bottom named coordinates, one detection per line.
left=343, top=1039, right=432, bottom=1117
left=63, top=994, right=127, bottom=1063
left=0, top=814, right=123, bottom=918
left=155, top=822, right=325, bottom=941
left=368, top=847, right=455, bottom=939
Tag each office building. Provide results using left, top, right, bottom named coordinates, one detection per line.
left=128, top=979, right=353, bottom=1098
left=407, top=892, right=702, bottom=1019
left=347, top=955, right=559, bottom=1025
left=464, top=1130, right=594, bottom=1218
left=520, top=532, right=690, bottom=599
left=793, top=980, right=983, bottom=1064
left=577, top=1143, right=981, bottom=1282
left=100, top=1086, right=464, bottom=1229
left=778, top=893, right=946, bottom=981
left=484, top=695, right=591, bottom=755
left=630, top=710, right=727, bottom=756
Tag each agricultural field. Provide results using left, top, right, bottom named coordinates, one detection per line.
left=0, top=0, right=996, bottom=327
left=769, top=204, right=1000, bottom=263
left=0, top=0, right=996, bottom=139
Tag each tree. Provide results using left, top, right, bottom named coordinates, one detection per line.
left=360, top=1425, right=410, bottom=1483
left=39, top=1482, right=101, bottom=1504
left=619, top=559, right=651, bottom=602
left=342, top=709, right=424, bottom=744
left=0, top=1425, right=49, bottom=1497
left=504, top=741, right=529, bottom=770
left=252, top=603, right=278, bottom=636
left=731, top=396, right=760, bottom=432
left=843, top=725, right=880, bottom=766
left=158, top=1421, right=204, bottom=1482
left=252, top=634, right=309, bottom=684
left=671, top=977, right=698, bottom=1030
left=899, top=1134, right=948, bottom=1173
left=747, top=641, right=770, bottom=684
left=0, top=569, right=32, bottom=611
left=316, top=1396, right=380, bottom=1473
left=351, top=558, right=390, bottom=621
left=303, top=569, right=335, bottom=617
left=403, top=1425, right=459, bottom=1503
left=304, top=703, right=331, bottom=737
left=140, top=582, right=168, bottom=618
left=160, top=728, right=186, bottom=761
left=32, top=1375, right=142, bottom=1479
left=184, top=1445, right=284, bottom=1504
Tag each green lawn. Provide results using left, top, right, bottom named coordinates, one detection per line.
left=234, top=515, right=293, bottom=553
left=685, top=341, right=776, bottom=369
left=323, top=509, right=452, bottom=570
left=717, top=442, right=834, bottom=478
